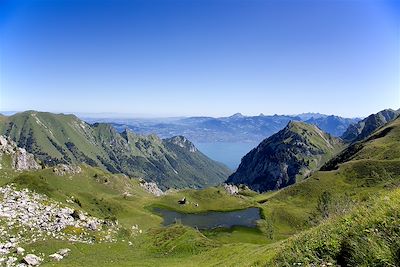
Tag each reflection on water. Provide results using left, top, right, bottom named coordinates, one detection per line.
left=155, top=207, right=261, bottom=230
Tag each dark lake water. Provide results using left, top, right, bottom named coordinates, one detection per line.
left=155, top=207, right=261, bottom=230
left=194, top=142, right=258, bottom=170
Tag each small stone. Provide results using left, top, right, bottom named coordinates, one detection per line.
left=49, top=253, right=63, bottom=261
left=57, top=248, right=70, bottom=257
left=16, top=247, right=25, bottom=255
left=23, top=254, right=41, bottom=266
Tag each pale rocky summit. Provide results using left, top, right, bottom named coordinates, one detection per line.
left=165, top=136, right=197, bottom=153
left=0, top=135, right=41, bottom=171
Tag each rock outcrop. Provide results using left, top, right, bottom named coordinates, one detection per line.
left=0, top=135, right=41, bottom=171
left=223, top=184, right=239, bottom=195
left=139, top=179, right=164, bottom=197
left=53, top=164, right=81, bottom=176
left=164, top=136, right=197, bottom=153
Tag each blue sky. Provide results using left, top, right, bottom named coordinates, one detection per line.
left=0, top=0, right=399, bottom=117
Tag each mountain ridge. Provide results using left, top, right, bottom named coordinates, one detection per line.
left=341, top=108, right=400, bottom=142
left=227, top=121, right=343, bottom=192
left=0, top=111, right=231, bottom=189
left=99, top=113, right=359, bottom=144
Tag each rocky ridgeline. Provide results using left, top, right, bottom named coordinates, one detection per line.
left=0, top=185, right=120, bottom=266
left=0, top=136, right=41, bottom=171
left=139, top=179, right=164, bottom=197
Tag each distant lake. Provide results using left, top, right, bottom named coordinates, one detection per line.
left=194, top=142, right=258, bottom=170
left=155, top=207, right=261, bottom=230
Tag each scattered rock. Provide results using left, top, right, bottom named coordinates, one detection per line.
left=53, top=164, right=81, bottom=176
left=223, top=184, right=239, bottom=195
left=122, top=192, right=132, bottom=198
left=23, top=254, right=41, bottom=266
left=49, top=253, right=63, bottom=261
left=6, top=256, right=17, bottom=266
left=16, top=247, right=25, bottom=255
left=57, top=248, right=70, bottom=257
left=139, top=179, right=164, bottom=197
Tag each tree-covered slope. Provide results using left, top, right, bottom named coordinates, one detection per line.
left=0, top=111, right=230, bottom=189
left=227, top=121, right=343, bottom=192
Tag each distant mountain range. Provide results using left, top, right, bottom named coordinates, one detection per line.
left=84, top=113, right=360, bottom=143
left=0, top=111, right=230, bottom=189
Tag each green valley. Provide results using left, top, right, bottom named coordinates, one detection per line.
left=0, top=111, right=399, bottom=266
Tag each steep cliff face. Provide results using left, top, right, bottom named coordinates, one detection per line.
left=227, top=121, right=343, bottom=192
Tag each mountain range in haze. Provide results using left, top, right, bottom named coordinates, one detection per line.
left=84, top=112, right=361, bottom=143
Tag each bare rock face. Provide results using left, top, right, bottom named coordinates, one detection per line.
left=223, top=184, right=239, bottom=195
left=139, top=179, right=164, bottom=197
left=165, top=136, right=197, bottom=153
left=53, top=164, right=81, bottom=176
left=13, top=148, right=41, bottom=171
left=0, top=135, right=41, bottom=171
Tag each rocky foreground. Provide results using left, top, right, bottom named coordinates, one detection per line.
left=0, top=185, right=120, bottom=266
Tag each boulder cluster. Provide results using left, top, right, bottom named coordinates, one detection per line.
left=0, top=185, right=119, bottom=266
left=223, top=184, right=239, bottom=195
left=53, top=164, right=82, bottom=176
left=139, top=179, right=164, bottom=197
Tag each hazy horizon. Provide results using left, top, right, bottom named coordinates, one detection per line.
left=0, top=108, right=392, bottom=119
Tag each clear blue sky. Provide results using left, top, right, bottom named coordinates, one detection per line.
left=0, top=0, right=399, bottom=117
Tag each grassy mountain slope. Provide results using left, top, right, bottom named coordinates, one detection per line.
left=252, top=117, right=400, bottom=264
left=0, top=113, right=399, bottom=267
left=227, top=121, right=343, bottom=192
left=341, top=108, right=400, bottom=142
left=322, top=115, right=400, bottom=171
left=0, top=111, right=230, bottom=189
